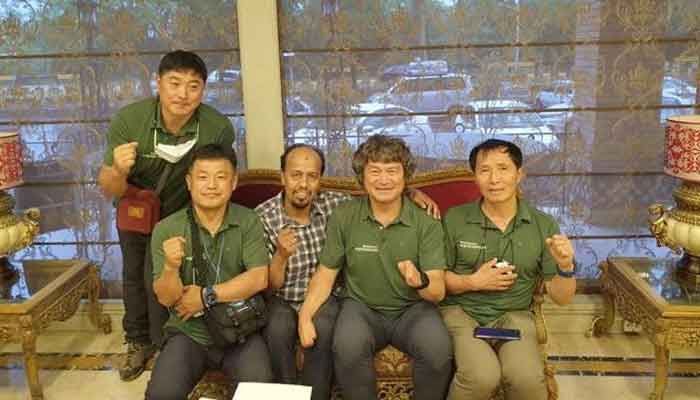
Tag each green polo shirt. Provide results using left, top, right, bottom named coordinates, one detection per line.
left=151, top=203, right=269, bottom=346
left=319, top=196, right=446, bottom=317
left=441, top=200, right=559, bottom=325
left=103, top=97, right=235, bottom=217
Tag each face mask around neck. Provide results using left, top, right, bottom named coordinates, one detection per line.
left=152, top=121, right=199, bottom=163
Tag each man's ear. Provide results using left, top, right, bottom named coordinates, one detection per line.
left=185, top=173, right=192, bottom=192
left=280, top=170, right=287, bottom=188
left=231, top=173, right=238, bottom=193
left=517, top=167, right=525, bottom=185
left=515, top=168, right=525, bottom=198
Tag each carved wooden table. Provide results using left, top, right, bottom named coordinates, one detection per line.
left=590, top=257, right=700, bottom=400
left=0, top=259, right=112, bottom=399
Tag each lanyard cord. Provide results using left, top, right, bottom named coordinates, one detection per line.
left=201, top=231, right=225, bottom=285
left=480, top=215, right=515, bottom=266
left=187, top=207, right=224, bottom=286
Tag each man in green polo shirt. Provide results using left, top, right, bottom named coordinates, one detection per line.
left=145, top=144, right=272, bottom=399
left=97, top=50, right=235, bottom=381
left=299, top=135, right=453, bottom=400
left=441, top=139, right=576, bottom=400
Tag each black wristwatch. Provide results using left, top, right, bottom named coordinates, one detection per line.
left=202, top=286, right=218, bottom=309
left=415, top=270, right=430, bottom=290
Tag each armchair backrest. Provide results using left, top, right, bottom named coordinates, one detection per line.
left=230, top=167, right=481, bottom=214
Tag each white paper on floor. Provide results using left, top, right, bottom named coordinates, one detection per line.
left=231, top=382, right=312, bottom=400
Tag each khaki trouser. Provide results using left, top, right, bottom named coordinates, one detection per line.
left=440, top=306, right=547, bottom=400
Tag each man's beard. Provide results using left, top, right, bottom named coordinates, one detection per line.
left=290, top=197, right=311, bottom=209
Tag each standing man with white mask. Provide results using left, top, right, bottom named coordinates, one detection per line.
left=98, top=50, right=235, bottom=381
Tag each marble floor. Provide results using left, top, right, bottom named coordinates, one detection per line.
left=0, top=299, right=698, bottom=400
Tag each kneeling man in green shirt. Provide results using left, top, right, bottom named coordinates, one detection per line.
left=441, top=139, right=576, bottom=400
left=145, top=144, right=272, bottom=399
left=299, top=135, right=453, bottom=400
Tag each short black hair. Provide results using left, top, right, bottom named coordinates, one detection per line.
left=189, top=144, right=237, bottom=172
left=468, top=139, right=523, bottom=171
left=158, top=50, right=208, bottom=83
left=280, top=144, right=326, bottom=175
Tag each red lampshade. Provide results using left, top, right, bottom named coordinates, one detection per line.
left=665, top=115, right=700, bottom=182
left=0, top=132, right=23, bottom=190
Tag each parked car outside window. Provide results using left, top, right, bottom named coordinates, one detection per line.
left=369, top=73, right=472, bottom=130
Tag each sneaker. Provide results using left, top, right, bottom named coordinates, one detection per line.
left=119, top=342, right=156, bottom=381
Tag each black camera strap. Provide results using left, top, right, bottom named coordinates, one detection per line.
left=154, top=163, right=173, bottom=196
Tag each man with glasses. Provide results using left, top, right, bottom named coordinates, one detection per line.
left=98, top=50, right=235, bottom=381
left=440, top=139, right=576, bottom=400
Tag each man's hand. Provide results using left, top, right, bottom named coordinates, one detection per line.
left=175, top=285, right=204, bottom=321
left=407, top=188, right=441, bottom=219
left=546, top=234, right=574, bottom=271
left=276, top=228, right=299, bottom=259
left=471, top=258, right=517, bottom=291
left=113, top=142, right=138, bottom=176
left=163, top=236, right=187, bottom=271
left=397, top=260, right=424, bottom=288
left=298, top=316, right=317, bottom=348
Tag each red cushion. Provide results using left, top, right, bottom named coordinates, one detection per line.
left=228, top=180, right=480, bottom=213
left=418, top=181, right=481, bottom=213
left=230, top=183, right=282, bottom=208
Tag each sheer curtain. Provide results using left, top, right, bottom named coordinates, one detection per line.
left=2, top=0, right=244, bottom=297
left=278, top=0, right=700, bottom=277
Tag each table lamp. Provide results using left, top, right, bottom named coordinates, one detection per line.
left=0, top=131, right=40, bottom=278
left=649, top=115, right=700, bottom=287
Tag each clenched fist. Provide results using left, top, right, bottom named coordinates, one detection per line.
left=545, top=234, right=574, bottom=271
left=397, top=260, right=423, bottom=288
left=163, top=236, right=187, bottom=271
left=113, top=142, right=138, bottom=176
left=276, top=228, right=299, bottom=259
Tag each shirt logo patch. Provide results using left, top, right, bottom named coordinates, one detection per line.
left=458, top=241, right=485, bottom=250
left=354, top=244, right=379, bottom=253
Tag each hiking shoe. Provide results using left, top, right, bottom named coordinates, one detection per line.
left=119, top=342, right=156, bottom=381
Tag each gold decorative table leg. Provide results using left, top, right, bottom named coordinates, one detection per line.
left=589, top=261, right=615, bottom=337
left=87, top=265, right=112, bottom=334
left=21, top=320, right=42, bottom=400
left=650, top=344, right=669, bottom=400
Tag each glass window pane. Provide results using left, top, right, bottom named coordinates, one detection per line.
left=2, top=1, right=243, bottom=299
left=279, top=0, right=700, bottom=270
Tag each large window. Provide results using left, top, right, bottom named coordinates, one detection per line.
left=3, top=1, right=244, bottom=298
left=279, top=0, right=700, bottom=278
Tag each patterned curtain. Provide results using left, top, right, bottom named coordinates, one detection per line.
left=2, top=0, right=243, bottom=298
left=279, top=0, right=700, bottom=278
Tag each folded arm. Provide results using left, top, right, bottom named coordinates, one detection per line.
left=153, top=266, right=185, bottom=307
left=213, top=265, right=269, bottom=302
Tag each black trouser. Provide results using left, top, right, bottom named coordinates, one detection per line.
left=332, top=299, right=453, bottom=400
left=118, top=228, right=169, bottom=346
left=263, top=295, right=339, bottom=400
left=145, top=332, right=273, bottom=400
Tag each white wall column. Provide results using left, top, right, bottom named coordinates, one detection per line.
left=237, top=0, right=285, bottom=169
